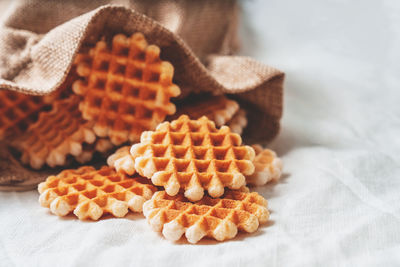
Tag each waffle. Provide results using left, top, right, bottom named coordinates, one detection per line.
left=19, top=95, right=96, bottom=169
left=38, top=166, right=157, bottom=220
left=107, top=146, right=136, bottom=175
left=227, top=109, right=247, bottom=135
left=171, top=95, right=239, bottom=127
left=143, top=190, right=269, bottom=243
left=0, top=90, right=48, bottom=140
left=247, top=145, right=283, bottom=185
left=73, top=32, right=181, bottom=145
left=131, top=115, right=255, bottom=201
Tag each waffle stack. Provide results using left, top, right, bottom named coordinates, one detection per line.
left=73, top=33, right=181, bottom=145
left=36, top=114, right=280, bottom=243
left=1, top=32, right=184, bottom=170
left=0, top=31, right=283, bottom=243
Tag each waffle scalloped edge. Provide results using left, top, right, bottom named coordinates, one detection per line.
left=227, top=109, right=247, bottom=135
left=247, top=145, right=283, bottom=185
left=143, top=190, right=269, bottom=243
left=38, top=166, right=157, bottom=220
left=75, top=138, right=115, bottom=164
left=19, top=96, right=96, bottom=169
left=107, top=146, right=136, bottom=175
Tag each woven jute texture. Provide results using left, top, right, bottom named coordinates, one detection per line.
left=0, top=0, right=284, bottom=191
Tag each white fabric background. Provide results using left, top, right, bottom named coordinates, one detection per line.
left=1, top=0, right=400, bottom=266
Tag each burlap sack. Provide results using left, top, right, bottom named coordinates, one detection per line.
left=0, top=0, right=284, bottom=190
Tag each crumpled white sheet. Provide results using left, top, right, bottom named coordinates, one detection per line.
left=1, top=0, right=400, bottom=266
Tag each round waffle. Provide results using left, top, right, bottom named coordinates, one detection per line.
left=131, top=115, right=255, bottom=201
left=38, top=166, right=157, bottom=220
left=143, top=190, right=269, bottom=243
left=73, top=32, right=181, bottom=145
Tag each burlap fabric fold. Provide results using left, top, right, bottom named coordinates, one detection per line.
left=0, top=0, right=284, bottom=191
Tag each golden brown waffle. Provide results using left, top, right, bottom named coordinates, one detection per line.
left=0, top=90, right=48, bottom=140
left=19, top=95, right=96, bottom=169
left=143, top=190, right=269, bottom=243
left=227, top=109, right=247, bottom=135
left=131, top=115, right=255, bottom=201
left=171, top=95, right=239, bottom=127
left=38, top=166, right=157, bottom=220
left=107, top=146, right=136, bottom=175
left=247, top=145, right=283, bottom=185
left=73, top=32, right=181, bottom=145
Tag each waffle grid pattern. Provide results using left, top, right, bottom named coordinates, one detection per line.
left=143, top=190, right=269, bottom=243
left=38, top=166, right=157, bottom=220
left=0, top=90, right=48, bottom=139
left=131, top=115, right=255, bottom=201
left=20, top=96, right=96, bottom=169
left=73, top=33, right=180, bottom=145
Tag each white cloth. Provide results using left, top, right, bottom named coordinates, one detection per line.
left=1, top=0, right=400, bottom=266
